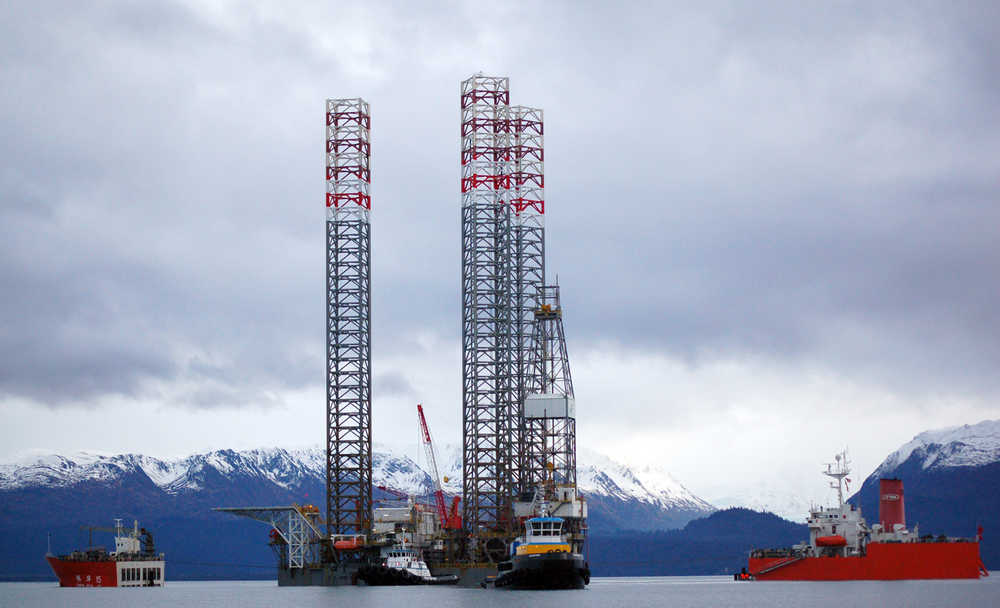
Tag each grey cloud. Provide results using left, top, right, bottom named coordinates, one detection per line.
left=2, top=1, right=999, bottom=410
left=374, top=372, right=417, bottom=399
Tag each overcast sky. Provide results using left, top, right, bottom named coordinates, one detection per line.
left=2, top=1, right=999, bottom=510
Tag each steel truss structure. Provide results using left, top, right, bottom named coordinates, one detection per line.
left=213, top=507, right=324, bottom=569
left=325, top=98, right=372, bottom=538
left=508, top=105, right=545, bottom=496
left=524, top=285, right=577, bottom=491
left=461, top=75, right=562, bottom=562
left=461, top=75, right=512, bottom=550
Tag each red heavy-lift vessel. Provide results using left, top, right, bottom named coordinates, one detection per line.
left=746, top=453, right=988, bottom=581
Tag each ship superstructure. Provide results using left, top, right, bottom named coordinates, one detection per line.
left=747, top=452, right=988, bottom=580
left=803, top=452, right=868, bottom=557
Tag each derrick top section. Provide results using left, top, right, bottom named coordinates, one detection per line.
left=533, top=284, right=574, bottom=398
left=326, top=97, right=371, bottom=222
left=534, top=285, right=563, bottom=320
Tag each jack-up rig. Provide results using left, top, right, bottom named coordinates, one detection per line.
left=459, top=74, right=586, bottom=578
left=215, top=75, right=586, bottom=587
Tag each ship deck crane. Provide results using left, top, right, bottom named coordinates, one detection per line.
left=417, top=404, right=461, bottom=529
left=79, top=525, right=115, bottom=548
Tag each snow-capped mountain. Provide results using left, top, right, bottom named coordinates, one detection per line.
left=0, top=449, right=324, bottom=494
left=871, top=419, right=1000, bottom=476
left=576, top=448, right=713, bottom=514
left=0, top=447, right=431, bottom=497
left=0, top=443, right=713, bottom=531
left=706, top=486, right=813, bottom=522
left=699, top=421, right=1000, bottom=521
left=848, top=419, right=1000, bottom=568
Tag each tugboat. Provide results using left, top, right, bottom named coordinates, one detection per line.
left=356, top=542, right=459, bottom=585
left=46, top=519, right=165, bottom=587
left=747, top=452, right=988, bottom=580
left=494, top=516, right=590, bottom=590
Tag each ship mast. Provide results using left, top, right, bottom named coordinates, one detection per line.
left=823, top=451, right=850, bottom=507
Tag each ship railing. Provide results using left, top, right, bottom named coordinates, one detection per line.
left=916, top=534, right=978, bottom=543
left=756, top=555, right=806, bottom=575
left=749, top=548, right=800, bottom=559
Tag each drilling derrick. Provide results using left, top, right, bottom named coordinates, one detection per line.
left=508, top=106, right=545, bottom=497
left=461, top=75, right=512, bottom=561
left=524, top=286, right=576, bottom=490
left=325, top=98, right=373, bottom=538
left=521, top=285, right=586, bottom=553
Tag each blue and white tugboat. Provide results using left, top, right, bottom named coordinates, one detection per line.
left=494, top=516, right=590, bottom=590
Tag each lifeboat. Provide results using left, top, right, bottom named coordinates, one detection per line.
left=816, top=535, right=847, bottom=547
left=334, top=537, right=365, bottom=550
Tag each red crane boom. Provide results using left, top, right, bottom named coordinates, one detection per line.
left=417, top=404, right=461, bottom=529
left=375, top=485, right=410, bottom=501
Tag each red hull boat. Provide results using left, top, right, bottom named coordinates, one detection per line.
left=750, top=540, right=987, bottom=580
left=46, top=519, right=165, bottom=587
left=746, top=452, right=988, bottom=581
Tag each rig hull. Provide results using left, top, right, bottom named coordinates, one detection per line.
left=277, top=562, right=360, bottom=586
left=750, top=541, right=986, bottom=581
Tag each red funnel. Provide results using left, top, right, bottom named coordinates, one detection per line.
left=879, top=478, right=906, bottom=531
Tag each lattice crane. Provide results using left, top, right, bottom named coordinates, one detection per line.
left=417, top=404, right=462, bottom=529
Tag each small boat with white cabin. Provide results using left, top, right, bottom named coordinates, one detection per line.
left=356, top=543, right=459, bottom=585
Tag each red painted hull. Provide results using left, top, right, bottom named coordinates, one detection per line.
left=46, top=556, right=117, bottom=587
left=749, top=542, right=987, bottom=580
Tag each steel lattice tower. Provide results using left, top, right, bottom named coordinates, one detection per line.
left=325, top=98, right=372, bottom=538
left=461, top=75, right=512, bottom=553
left=524, top=285, right=577, bottom=492
left=508, top=106, right=545, bottom=496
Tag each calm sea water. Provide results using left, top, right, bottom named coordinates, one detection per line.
left=2, top=576, right=999, bottom=608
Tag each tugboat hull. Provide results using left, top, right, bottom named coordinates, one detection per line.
left=495, top=552, right=590, bottom=590
left=356, top=564, right=425, bottom=585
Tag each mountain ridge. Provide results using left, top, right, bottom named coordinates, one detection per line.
left=0, top=444, right=715, bottom=532
left=871, top=419, right=1000, bottom=476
